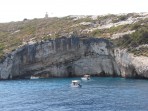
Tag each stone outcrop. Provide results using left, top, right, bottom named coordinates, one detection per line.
left=0, top=36, right=120, bottom=79
left=0, top=36, right=147, bottom=80
left=114, top=49, right=148, bottom=78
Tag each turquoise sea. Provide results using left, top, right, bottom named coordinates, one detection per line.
left=0, top=77, right=148, bottom=111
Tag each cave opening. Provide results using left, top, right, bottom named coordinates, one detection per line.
left=67, top=66, right=74, bottom=77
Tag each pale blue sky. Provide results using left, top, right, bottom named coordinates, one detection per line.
left=0, top=0, right=147, bottom=22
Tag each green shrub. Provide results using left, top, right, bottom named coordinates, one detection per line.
left=113, top=26, right=148, bottom=56
left=0, top=43, right=4, bottom=51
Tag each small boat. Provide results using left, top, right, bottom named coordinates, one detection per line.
left=30, top=76, right=39, bottom=79
left=81, top=74, right=90, bottom=80
left=71, top=80, right=82, bottom=88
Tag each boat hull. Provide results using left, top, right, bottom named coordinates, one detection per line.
left=30, top=77, right=39, bottom=79
left=81, top=77, right=90, bottom=80
left=71, top=84, right=82, bottom=88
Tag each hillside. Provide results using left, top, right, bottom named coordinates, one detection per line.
left=0, top=13, right=148, bottom=60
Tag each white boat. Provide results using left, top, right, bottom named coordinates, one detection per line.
left=81, top=74, right=90, bottom=80
left=71, top=80, right=82, bottom=87
left=30, top=76, right=39, bottom=79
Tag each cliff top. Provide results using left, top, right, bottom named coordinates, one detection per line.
left=0, top=12, right=148, bottom=60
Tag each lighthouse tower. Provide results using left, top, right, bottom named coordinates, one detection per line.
left=45, top=12, right=48, bottom=18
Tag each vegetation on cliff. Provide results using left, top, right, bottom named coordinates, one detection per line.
left=0, top=13, right=147, bottom=60
left=113, top=18, right=148, bottom=56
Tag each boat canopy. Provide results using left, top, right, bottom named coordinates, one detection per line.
left=84, top=75, right=90, bottom=77
left=72, top=80, right=81, bottom=83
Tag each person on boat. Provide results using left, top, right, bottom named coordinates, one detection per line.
left=78, top=83, right=81, bottom=87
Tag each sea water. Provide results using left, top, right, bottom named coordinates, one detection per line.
left=0, top=77, right=148, bottom=111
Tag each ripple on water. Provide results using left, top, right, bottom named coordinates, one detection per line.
left=0, top=77, right=148, bottom=111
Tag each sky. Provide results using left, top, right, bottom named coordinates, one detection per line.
left=0, top=0, right=148, bottom=23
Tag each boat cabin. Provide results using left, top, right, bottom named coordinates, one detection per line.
left=71, top=80, right=81, bottom=87
left=81, top=74, right=90, bottom=80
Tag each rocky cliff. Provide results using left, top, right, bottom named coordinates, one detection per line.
left=0, top=36, right=147, bottom=80
left=114, top=49, right=148, bottom=78
left=0, top=36, right=121, bottom=79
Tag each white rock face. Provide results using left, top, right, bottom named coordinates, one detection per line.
left=0, top=57, right=13, bottom=79
left=111, top=30, right=135, bottom=39
left=114, top=48, right=148, bottom=78
left=0, top=37, right=121, bottom=79
left=0, top=37, right=147, bottom=80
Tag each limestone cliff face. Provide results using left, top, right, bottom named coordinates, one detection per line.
left=0, top=37, right=120, bottom=79
left=114, top=49, right=148, bottom=78
left=0, top=37, right=148, bottom=80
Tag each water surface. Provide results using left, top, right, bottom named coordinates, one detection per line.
left=0, top=77, right=148, bottom=111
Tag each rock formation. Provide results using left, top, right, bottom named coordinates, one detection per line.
left=0, top=36, right=120, bottom=79
left=0, top=36, right=147, bottom=80
left=114, top=49, right=148, bottom=78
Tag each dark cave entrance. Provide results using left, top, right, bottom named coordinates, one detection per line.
left=67, top=66, right=74, bottom=77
